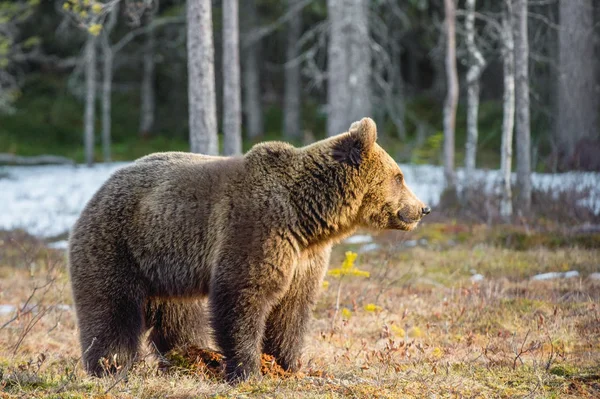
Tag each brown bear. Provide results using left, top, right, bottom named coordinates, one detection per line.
left=68, top=118, right=430, bottom=381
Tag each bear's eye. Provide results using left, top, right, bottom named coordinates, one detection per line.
left=395, top=174, right=404, bottom=185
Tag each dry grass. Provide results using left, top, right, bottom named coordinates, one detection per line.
left=1, top=224, right=599, bottom=398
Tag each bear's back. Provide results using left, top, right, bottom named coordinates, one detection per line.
left=69, top=152, right=244, bottom=296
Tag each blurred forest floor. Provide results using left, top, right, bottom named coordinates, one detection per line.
left=1, top=221, right=599, bottom=398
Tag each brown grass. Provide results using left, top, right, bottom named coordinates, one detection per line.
left=1, top=225, right=599, bottom=398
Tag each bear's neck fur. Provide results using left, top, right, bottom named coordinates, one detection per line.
left=285, top=149, right=365, bottom=249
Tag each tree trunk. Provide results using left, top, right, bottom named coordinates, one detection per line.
left=84, top=34, right=97, bottom=167
left=443, top=0, right=458, bottom=188
left=557, top=0, right=598, bottom=168
left=242, top=0, right=264, bottom=139
left=101, top=3, right=119, bottom=163
left=514, top=0, right=531, bottom=213
left=222, top=0, right=242, bottom=155
left=464, top=0, right=485, bottom=193
left=187, top=0, right=219, bottom=155
left=390, top=30, right=406, bottom=141
left=347, top=0, right=371, bottom=124
left=327, top=0, right=371, bottom=137
left=500, top=0, right=515, bottom=221
left=327, top=0, right=349, bottom=137
left=283, top=0, right=303, bottom=141
left=101, top=39, right=113, bottom=163
left=139, top=8, right=156, bottom=138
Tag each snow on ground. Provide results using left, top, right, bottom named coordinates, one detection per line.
left=0, top=163, right=127, bottom=237
left=1, top=162, right=599, bottom=238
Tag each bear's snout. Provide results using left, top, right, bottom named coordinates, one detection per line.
left=422, top=206, right=431, bottom=216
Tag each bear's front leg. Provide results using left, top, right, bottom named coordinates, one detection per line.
left=210, top=246, right=296, bottom=382
left=263, top=247, right=330, bottom=371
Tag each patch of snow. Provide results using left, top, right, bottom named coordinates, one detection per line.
left=403, top=240, right=418, bottom=248
left=470, top=274, right=485, bottom=282
left=55, top=304, right=72, bottom=311
left=0, top=162, right=599, bottom=238
left=398, top=163, right=600, bottom=215
left=588, top=272, right=600, bottom=280
left=563, top=270, right=580, bottom=279
left=0, top=304, right=16, bottom=315
left=358, top=243, right=380, bottom=253
left=531, top=271, right=580, bottom=281
left=47, top=240, right=69, bottom=250
left=0, top=163, right=127, bottom=237
left=344, top=235, right=373, bottom=244
left=531, top=272, right=562, bottom=281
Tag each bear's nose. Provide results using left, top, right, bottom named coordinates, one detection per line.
left=421, top=207, right=431, bottom=216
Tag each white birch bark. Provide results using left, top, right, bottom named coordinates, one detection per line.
left=464, top=0, right=486, bottom=191
left=500, top=0, right=515, bottom=220
left=187, top=0, right=218, bottom=155
left=222, top=0, right=242, bottom=155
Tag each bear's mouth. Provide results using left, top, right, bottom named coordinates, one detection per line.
left=397, top=212, right=420, bottom=224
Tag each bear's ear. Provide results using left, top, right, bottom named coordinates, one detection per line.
left=332, top=117, right=377, bottom=166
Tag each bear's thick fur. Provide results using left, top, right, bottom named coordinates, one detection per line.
left=68, top=118, right=429, bottom=381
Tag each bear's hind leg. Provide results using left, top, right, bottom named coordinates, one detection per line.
left=77, top=294, right=145, bottom=376
left=145, top=298, right=212, bottom=355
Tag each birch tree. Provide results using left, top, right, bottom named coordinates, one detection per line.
left=443, top=0, right=458, bottom=188
left=187, top=0, right=218, bottom=155
left=139, top=7, right=156, bottom=137
left=222, top=0, right=242, bottom=155
left=500, top=0, right=515, bottom=220
left=327, top=0, right=349, bottom=137
left=242, top=0, right=263, bottom=139
left=84, top=34, right=97, bottom=166
left=283, top=0, right=303, bottom=141
left=557, top=0, right=598, bottom=167
left=100, top=3, right=119, bottom=163
left=514, top=0, right=531, bottom=212
left=464, top=0, right=486, bottom=193
left=327, top=0, right=371, bottom=137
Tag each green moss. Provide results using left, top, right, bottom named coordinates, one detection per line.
left=549, top=364, right=579, bottom=377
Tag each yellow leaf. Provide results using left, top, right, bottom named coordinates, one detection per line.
left=91, top=3, right=102, bottom=14
left=342, top=251, right=358, bottom=270
left=88, top=23, right=102, bottom=36
left=341, top=308, right=352, bottom=320
left=364, top=303, right=382, bottom=312
left=322, top=280, right=330, bottom=289
left=408, top=326, right=423, bottom=338
left=391, top=325, right=406, bottom=338
left=327, top=251, right=370, bottom=279
left=432, top=347, right=443, bottom=358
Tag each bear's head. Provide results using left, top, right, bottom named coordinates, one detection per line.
left=332, top=118, right=430, bottom=231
